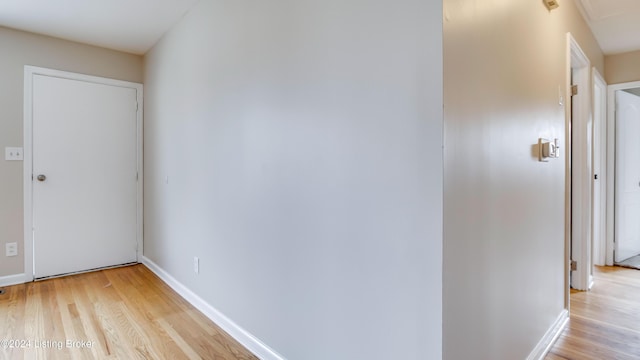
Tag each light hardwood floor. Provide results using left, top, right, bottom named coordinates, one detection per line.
left=0, top=264, right=258, bottom=360
left=546, top=266, right=640, bottom=359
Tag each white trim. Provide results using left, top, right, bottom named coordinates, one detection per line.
left=0, top=273, right=30, bottom=287
left=141, top=256, right=285, bottom=360
left=592, top=68, right=607, bottom=266
left=23, top=68, right=34, bottom=282
left=135, top=86, right=144, bottom=261
left=606, top=82, right=617, bottom=266
left=607, top=80, right=640, bottom=265
left=526, top=310, right=569, bottom=360
left=23, top=65, right=144, bottom=281
left=567, top=34, right=593, bottom=291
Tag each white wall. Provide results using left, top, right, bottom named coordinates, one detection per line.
left=443, top=0, right=603, bottom=358
left=605, top=50, right=640, bottom=84
left=143, top=0, right=443, bottom=359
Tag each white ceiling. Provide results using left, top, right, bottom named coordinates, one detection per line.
left=576, top=0, right=640, bottom=55
left=0, top=0, right=200, bottom=55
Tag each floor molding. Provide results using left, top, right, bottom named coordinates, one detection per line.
left=0, top=273, right=29, bottom=287
left=141, top=256, right=285, bottom=360
left=527, top=309, right=569, bottom=360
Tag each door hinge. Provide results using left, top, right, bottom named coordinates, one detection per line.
left=570, top=260, right=577, bottom=271
left=571, top=85, right=578, bottom=96
left=135, top=101, right=139, bottom=111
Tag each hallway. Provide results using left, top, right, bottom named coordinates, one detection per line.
left=547, top=266, right=640, bottom=359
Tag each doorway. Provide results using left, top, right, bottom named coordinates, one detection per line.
left=610, top=83, right=640, bottom=268
left=23, top=66, right=143, bottom=280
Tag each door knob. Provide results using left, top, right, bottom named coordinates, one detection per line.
left=37, top=174, right=46, bottom=182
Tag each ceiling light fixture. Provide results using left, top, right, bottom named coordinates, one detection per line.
left=543, top=0, right=560, bottom=10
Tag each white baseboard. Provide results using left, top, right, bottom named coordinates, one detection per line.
left=0, top=273, right=29, bottom=287
left=141, top=256, right=284, bottom=360
left=527, top=309, right=569, bottom=360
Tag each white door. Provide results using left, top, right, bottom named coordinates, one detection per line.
left=569, top=57, right=593, bottom=290
left=615, top=90, right=640, bottom=263
left=32, top=73, right=139, bottom=278
left=592, top=71, right=607, bottom=266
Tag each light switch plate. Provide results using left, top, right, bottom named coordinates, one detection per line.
left=5, top=147, right=23, bottom=161
left=6, top=242, right=17, bottom=257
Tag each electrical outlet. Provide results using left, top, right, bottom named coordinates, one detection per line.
left=6, top=242, right=17, bottom=257
left=5, top=147, right=23, bottom=161
left=194, top=257, right=199, bottom=274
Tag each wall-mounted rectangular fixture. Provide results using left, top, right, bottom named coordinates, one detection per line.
left=5, top=147, right=23, bottom=161
left=539, top=138, right=560, bottom=162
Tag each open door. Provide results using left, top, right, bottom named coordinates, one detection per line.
left=614, top=90, right=640, bottom=263
left=568, top=34, right=593, bottom=291
left=592, top=70, right=607, bottom=266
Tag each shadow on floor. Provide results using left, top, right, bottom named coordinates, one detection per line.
left=617, top=254, right=640, bottom=270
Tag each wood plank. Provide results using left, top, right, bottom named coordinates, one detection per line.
left=545, top=353, right=569, bottom=360
left=0, top=264, right=258, bottom=360
left=105, top=267, right=196, bottom=359
left=546, top=266, right=640, bottom=359
left=0, top=283, right=26, bottom=360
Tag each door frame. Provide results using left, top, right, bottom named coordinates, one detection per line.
left=566, top=33, right=593, bottom=292
left=606, top=80, right=640, bottom=265
left=23, top=66, right=144, bottom=281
